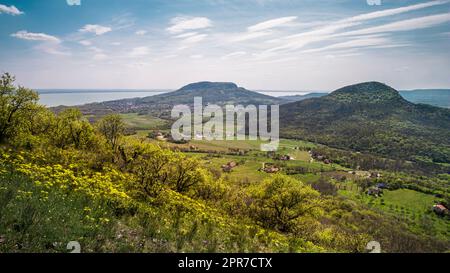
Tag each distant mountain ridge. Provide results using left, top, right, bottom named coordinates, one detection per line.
left=69, top=81, right=286, bottom=117
left=280, top=82, right=450, bottom=164
left=280, top=89, right=450, bottom=108
left=143, top=81, right=285, bottom=106
left=178, top=81, right=238, bottom=91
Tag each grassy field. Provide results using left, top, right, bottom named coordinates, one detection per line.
left=120, top=113, right=169, bottom=130
left=339, top=184, right=449, bottom=240
left=383, top=189, right=437, bottom=212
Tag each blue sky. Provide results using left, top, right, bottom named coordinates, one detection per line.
left=0, top=0, right=449, bottom=90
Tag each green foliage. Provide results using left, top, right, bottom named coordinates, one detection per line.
left=51, top=108, right=97, bottom=150
left=249, top=175, right=322, bottom=232
left=0, top=73, right=39, bottom=143
left=0, top=171, right=114, bottom=253
left=280, top=82, right=450, bottom=165
left=124, top=141, right=209, bottom=198
left=96, top=114, right=125, bottom=151
left=311, top=177, right=338, bottom=196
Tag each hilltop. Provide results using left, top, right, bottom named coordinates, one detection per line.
left=280, top=82, right=450, bottom=164
left=279, top=88, right=450, bottom=109
left=70, top=82, right=286, bottom=117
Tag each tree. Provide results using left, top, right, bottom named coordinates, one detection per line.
left=249, top=175, right=322, bottom=232
left=0, top=73, right=39, bottom=143
left=129, top=144, right=172, bottom=198
left=51, top=108, right=96, bottom=149
left=127, top=142, right=206, bottom=198
left=167, top=156, right=207, bottom=193
left=96, top=114, right=125, bottom=151
left=14, top=105, right=56, bottom=148
left=27, top=106, right=55, bottom=136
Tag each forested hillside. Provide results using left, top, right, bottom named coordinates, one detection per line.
left=280, top=82, right=450, bottom=165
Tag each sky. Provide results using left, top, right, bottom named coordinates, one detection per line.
left=0, top=0, right=449, bottom=91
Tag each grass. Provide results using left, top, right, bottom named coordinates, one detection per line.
left=120, top=113, right=169, bottom=130
left=382, top=189, right=437, bottom=213
left=121, top=111, right=317, bottom=153
left=338, top=184, right=450, bottom=241
left=0, top=171, right=115, bottom=252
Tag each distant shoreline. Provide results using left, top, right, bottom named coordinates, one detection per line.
left=36, top=89, right=173, bottom=94
left=36, top=89, right=450, bottom=108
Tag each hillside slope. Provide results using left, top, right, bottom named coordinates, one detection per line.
left=72, top=82, right=286, bottom=117
left=279, top=90, right=450, bottom=109
left=280, top=82, right=450, bottom=164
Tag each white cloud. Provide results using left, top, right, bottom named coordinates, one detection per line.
left=44, top=47, right=72, bottom=56
left=42, top=47, right=71, bottom=56
left=33, top=42, right=71, bottom=56
left=342, top=13, right=450, bottom=36
left=129, top=46, right=150, bottom=57
left=302, top=35, right=391, bottom=54
left=111, top=42, right=121, bottom=46
left=248, top=16, right=297, bottom=32
left=344, top=0, right=449, bottom=23
left=228, top=16, right=297, bottom=44
left=0, top=4, right=23, bottom=15
left=181, top=34, right=208, bottom=43
left=11, top=31, right=60, bottom=43
left=135, top=30, right=147, bottom=35
left=231, top=31, right=272, bottom=42
left=167, top=17, right=212, bottom=34
left=79, top=24, right=112, bottom=35
left=260, top=0, right=450, bottom=56
left=79, top=40, right=92, bottom=46
left=172, top=32, right=208, bottom=45
left=175, top=32, right=199, bottom=38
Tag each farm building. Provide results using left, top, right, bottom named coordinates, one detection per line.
left=259, top=163, right=280, bottom=174
left=221, top=161, right=238, bottom=173
left=278, top=155, right=293, bottom=161
left=432, top=204, right=449, bottom=216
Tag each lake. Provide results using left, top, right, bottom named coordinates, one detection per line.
left=37, top=90, right=171, bottom=107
